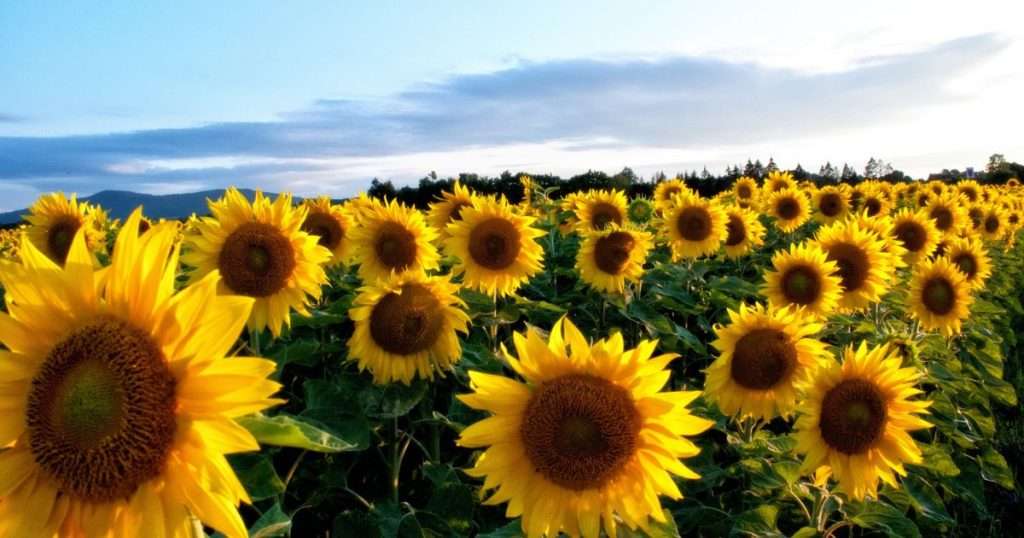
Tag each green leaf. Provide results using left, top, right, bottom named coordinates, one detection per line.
left=249, top=503, right=292, bottom=538
left=426, top=482, right=475, bottom=534
left=772, top=460, right=801, bottom=485
left=979, top=447, right=1016, bottom=489
left=229, top=454, right=285, bottom=501
left=903, top=475, right=953, bottom=525
left=730, top=505, right=782, bottom=537
left=360, top=380, right=430, bottom=419
left=849, top=501, right=921, bottom=538
left=238, top=413, right=363, bottom=453
left=914, top=443, right=960, bottom=477
left=333, top=510, right=383, bottom=538
left=790, top=528, right=820, bottom=538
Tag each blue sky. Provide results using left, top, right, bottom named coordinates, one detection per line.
left=2, top=1, right=1023, bottom=210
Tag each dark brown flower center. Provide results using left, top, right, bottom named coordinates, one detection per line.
left=953, top=253, right=977, bottom=279
left=373, top=221, right=419, bottom=272
left=819, top=193, right=843, bottom=217
left=864, top=198, right=882, bottom=217
left=929, top=206, right=953, bottom=231
left=819, top=378, right=887, bottom=455
left=775, top=197, right=800, bottom=220
left=219, top=222, right=296, bottom=297
left=302, top=211, right=345, bottom=250
left=961, top=188, right=978, bottom=202
left=520, top=374, right=641, bottom=491
left=825, top=243, right=869, bottom=292
left=594, top=232, right=635, bottom=275
left=984, top=215, right=1000, bottom=234
left=369, top=284, right=444, bottom=355
left=894, top=221, right=927, bottom=252
left=588, top=202, right=623, bottom=231
left=730, top=328, right=795, bottom=390
left=676, top=207, right=713, bottom=241
left=468, top=217, right=521, bottom=270
left=725, top=214, right=747, bottom=247
left=917, top=193, right=930, bottom=207
left=968, top=208, right=984, bottom=229
left=737, top=185, right=752, bottom=199
left=47, top=215, right=82, bottom=265
left=27, top=317, right=176, bottom=502
left=781, top=265, right=822, bottom=305
left=922, top=277, right=955, bottom=315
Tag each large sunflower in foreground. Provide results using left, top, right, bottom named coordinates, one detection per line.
left=812, top=186, right=849, bottom=224
left=575, top=190, right=628, bottom=233
left=24, top=192, right=105, bottom=266
left=182, top=188, right=331, bottom=337
left=348, top=272, right=470, bottom=384
left=706, top=303, right=828, bottom=420
left=445, top=196, right=545, bottom=297
left=795, top=342, right=931, bottom=501
left=350, top=198, right=440, bottom=283
left=662, top=192, right=728, bottom=260
left=576, top=225, right=653, bottom=294
left=767, top=188, right=811, bottom=233
left=908, top=257, right=974, bottom=336
left=457, top=317, right=712, bottom=538
left=722, top=206, right=765, bottom=258
left=762, top=242, right=842, bottom=318
left=0, top=211, right=282, bottom=537
left=428, top=182, right=477, bottom=242
left=812, top=221, right=894, bottom=312
left=889, top=209, right=939, bottom=265
left=301, top=195, right=354, bottom=267
left=944, top=237, right=992, bottom=291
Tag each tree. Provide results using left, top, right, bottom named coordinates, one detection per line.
left=987, top=153, right=1007, bottom=173
left=766, top=157, right=779, bottom=173
left=820, top=162, right=837, bottom=181
left=792, top=163, right=808, bottom=181
left=753, top=159, right=765, bottom=179
left=743, top=159, right=755, bottom=178
left=841, top=163, right=857, bottom=182
left=865, top=158, right=879, bottom=179
left=700, top=166, right=712, bottom=180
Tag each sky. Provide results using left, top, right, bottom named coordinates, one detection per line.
left=2, top=1, right=1024, bottom=210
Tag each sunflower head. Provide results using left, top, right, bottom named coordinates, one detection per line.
left=765, top=170, right=796, bottom=193
left=302, top=195, right=354, bottom=266
left=722, top=206, right=765, bottom=258
left=627, top=197, right=655, bottom=224
left=795, top=342, right=931, bottom=500
left=350, top=198, right=440, bottom=284
left=957, top=180, right=982, bottom=203
left=428, top=182, right=477, bottom=241
left=653, top=179, right=691, bottom=211
left=457, top=317, right=712, bottom=538
left=813, top=186, right=849, bottom=224
left=926, top=192, right=968, bottom=236
left=734, top=176, right=759, bottom=201
left=348, top=272, right=470, bottom=384
left=0, top=209, right=283, bottom=536
left=574, top=190, right=629, bottom=233
left=981, top=206, right=1006, bottom=241
left=812, top=220, right=894, bottom=312
left=944, top=237, right=992, bottom=290
left=24, top=192, right=105, bottom=266
left=767, top=188, right=811, bottom=233
left=182, top=188, right=331, bottom=337
left=576, top=225, right=654, bottom=294
left=762, top=242, right=842, bottom=318
left=890, top=209, right=939, bottom=264
left=661, top=192, right=728, bottom=260
left=707, top=303, right=828, bottom=420
left=908, top=256, right=974, bottom=336
left=445, top=196, right=545, bottom=297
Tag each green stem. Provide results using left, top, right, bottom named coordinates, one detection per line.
left=390, top=416, right=401, bottom=504
left=250, top=328, right=262, bottom=356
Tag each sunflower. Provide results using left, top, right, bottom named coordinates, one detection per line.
left=981, top=206, right=1006, bottom=241
left=343, top=192, right=383, bottom=222
left=0, top=210, right=282, bottom=537
left=966, top=203, right=986, bottom=232
left=662, top=192, right=728, bottom=260
left=908, top=257, right=974, bottom=336
left=653, top=179, right=690, bottom=211
left=813, top=186, right=849, bottom=224
left=722, top=206, right=765, bottom=258
left=575, top=190, right=629, bottom=233
left=762, top=242, right=842, bottom=319
left=706, top=303, right=828, bottom=420
left=626, top=197, right=654, bottom=225
left=889, top=209, right=939, bottom=264
left=957, top=180, right=982, bottom=203
left=812, top=221, right=894, bottom=312
left=24, top=192, right=105, bottom=266
left=428, top=182, right=477, bottom=242
left=860, top=190, right=891, bottom=218
left=457, top=317, right=712, bottom=538
left=765, top=170, right=796, bottom=193
left=348, top=272, right=470, bottom=384
left=576, top=225, right=654, bottom=294
left=915, top=190, right=933, bottom=209
left=445, top=196, right=545, bottom=297
left=182, top=188, right=331, bottom=337
left=767, top=188, right=811, bottom=233
left=925, top=193, right=968, bottom=237
left=350, top=198, right=440, bottom=283
left=795, top=342, right=931, bottom=500
left=944, top=237, right=992, bottom=291
left=301, top=195, right=354, bottom=267
left=1008, top=178, right=1021, bottom=188
left=733, top=176, right=759, bottom=203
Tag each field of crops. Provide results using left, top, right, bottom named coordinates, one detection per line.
left=0, top=172, right=1022, bottom=538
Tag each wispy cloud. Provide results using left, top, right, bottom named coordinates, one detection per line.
left=0, top=113, right=24, bottom=123
left=0, top=33, right=1011, bottom=203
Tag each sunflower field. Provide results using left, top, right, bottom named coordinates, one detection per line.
left=1, top=172, right=1023, bottom=538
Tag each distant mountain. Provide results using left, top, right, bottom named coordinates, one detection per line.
left=0, top=189, right=293, bottom=225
